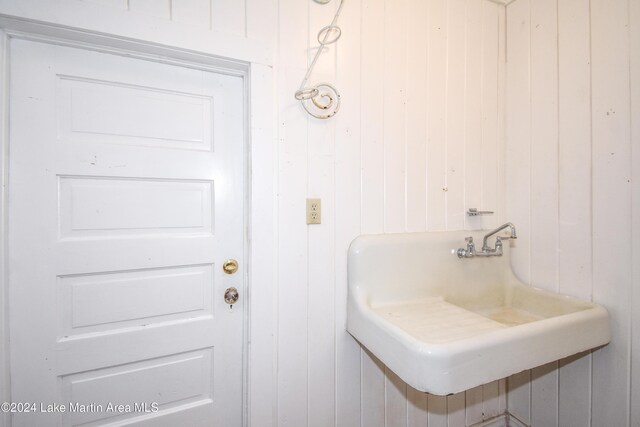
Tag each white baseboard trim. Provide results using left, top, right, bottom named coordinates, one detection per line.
left=470, top=415, right=507, bottom=427
left=506, top=413, right=529, bottom=427
left=468, top=412, right=530, bottom=427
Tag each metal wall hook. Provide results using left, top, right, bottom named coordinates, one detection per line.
left=467, top=208, right=494, bottom=216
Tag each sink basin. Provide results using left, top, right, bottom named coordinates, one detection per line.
left=346, top=231, right=610, bottom=395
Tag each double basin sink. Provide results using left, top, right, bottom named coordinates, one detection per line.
left=346, top=231, right=610, bottom=395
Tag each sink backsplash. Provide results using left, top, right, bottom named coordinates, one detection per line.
left=348, top=230, right=517, bottom=307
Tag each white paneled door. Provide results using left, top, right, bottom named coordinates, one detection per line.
left=7, top=39, right=245, bottom=426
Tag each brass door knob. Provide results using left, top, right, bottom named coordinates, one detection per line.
left=223, top=259, right=239, bottom=274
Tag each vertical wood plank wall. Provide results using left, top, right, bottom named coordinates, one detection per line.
left=1, top=0, right=506, bottom=426
left=92, top=1, right=504, bottom=425
left=84, top=0, right=246, bottom=33
left=278, top=0, right=505, bottom=426
left=505, top=0, right=640, bottom=425
left=12, top=0, right=640, bottom=426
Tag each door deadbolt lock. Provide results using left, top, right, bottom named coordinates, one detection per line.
left=223, top=259, right=239, bottom=275
left=224, top=287, right=239, bottom=305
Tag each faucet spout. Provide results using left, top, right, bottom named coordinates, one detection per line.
left=482, top=222, right=517, bottom=251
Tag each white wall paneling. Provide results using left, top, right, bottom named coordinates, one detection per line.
left=128, top=0, right=171, bottom=20
left=428, top=393, right=447, bottom=427
left=360, top=0, right=385, bottom=235
left=0, top=0, right=577, bottom=425
left=505, top=0, right=640, bottom=425
left=587, top=0, right=631, bottom=423
left=0, top=28, right=8, bottom=427
left=334, top=0, right=362, bottom=424
left=631, top=0, right=640, bottom=425
left=444, top=0, right=466, bottom=232
left=556, top=0, right=593, bottom=424
left=0, top=0, right=270, bottom=65
left=425, top=0, right=448, bottom=232
left=210, top=0, right=245, bottom=36
left=278, top=0, right=505, bottom=424
left=407, top=385, right=429, bottom=427
left=505, top=0, right=532, bottom=293
left=382, top=0, right=407, bottom=235
left=0, top=3, right=277, bottom=427
left=248, top=62, right=278, bottom=427
left=81, top=0, right=125, bottom=8
left=478, top=1, right=503, bottom=234
left=246, top=0, right=277, bottom=42
left=464, top=0, right=484, bottom=234
left=171, top=0, right=211, bottom=30
left=359, top=0, right=387, bottom=421
left=405, top=0, right=428, bottom=233
left=528, top=0, right=560, bottom=424
left=504, top=0, right=532, bottom=419
left=307, top=1, right=337, bottom=426
left=276, top=0, right=310, bottom=425
left=490, top=6, right=508, bottom=421
left=466, top=386, right=484, bottom=425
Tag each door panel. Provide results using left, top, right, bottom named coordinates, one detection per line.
left=8, top=39, right=245, bottom=426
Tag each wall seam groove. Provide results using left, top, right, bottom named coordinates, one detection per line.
left=332, top=0, right=339, bottom=423
left=462, top=0, right=469, bottom=232
left=626, top=1, right=634, bottom=425
left=629, top=0, right=640, bottom=421
left=209, top=0, right=213, bottom=31
left=358, top=0, right=364, bottom=231
left=360, top=350, right=364, bottom=427
left=275, top=1, right=283, bottom=425
left=424, top=0, right=430, bottom=230
left=526, top=0, right=532, bottom=289
left=405, top=0, right=409, bottom=234
left=403, top=0, right=408, bottom=233
left=305, top=3, right=311, bottom=426
left=383, top=367, right=388, bottom=427
left=587, top=0, right=594, bottom=425
left=244, top=0, right=248, bottom=38
left=527, top=0, right=532, bottom=420
left=555, top=0, right=560, bottom=298
left=0, top=1, right=519, bottom=426
left=498, top=4, right=504, bottom=225
left=382, top=0, right=387, bottom=233
left=479, top=0, right=486, bottom=221
left=552, top=0, right=558, bottom=421
left=357, top=1, right=365, bottom=423
left=331, top=3, right=339, bottom=425
left=443, top=0, right=450, bottom=231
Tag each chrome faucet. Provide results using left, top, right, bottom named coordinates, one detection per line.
left=456, top=222, right=517, bottom=258
left=482, top=222, right=517, bottom=251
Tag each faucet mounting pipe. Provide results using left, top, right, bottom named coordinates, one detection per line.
left=482, top=222, right=517, bottom=251
left=456, top=223, right=517, bottom=259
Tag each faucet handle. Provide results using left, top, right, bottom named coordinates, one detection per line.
left=465, top=236, right=474, bottom=243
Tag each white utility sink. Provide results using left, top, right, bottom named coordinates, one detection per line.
left=346, top=231, right=610, bottom=395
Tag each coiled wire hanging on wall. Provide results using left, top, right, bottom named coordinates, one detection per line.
left=294, top=0, right=345, bottom=119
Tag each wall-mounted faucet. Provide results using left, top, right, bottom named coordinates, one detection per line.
left=456, top=223, right=517, bottom=258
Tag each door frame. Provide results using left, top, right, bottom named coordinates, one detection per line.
left=0, top=17, right=276, bottom=427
